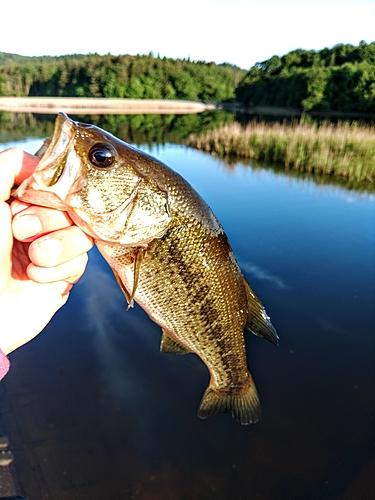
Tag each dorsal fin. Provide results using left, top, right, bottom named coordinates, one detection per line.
left=243, top=277, right=279, bottom=345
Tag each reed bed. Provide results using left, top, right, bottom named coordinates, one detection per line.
left=187, top=121, right=375, bottom=183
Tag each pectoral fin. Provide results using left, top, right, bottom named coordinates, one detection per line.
left=126, top=247, right=146, bottom=310
left=111, top=247, right=146, bottom=310
left=160, top=329, right=191, bottom=355
left=112, top=269, right=132, bottom=305
left=243, top=277, right=279, bottom=345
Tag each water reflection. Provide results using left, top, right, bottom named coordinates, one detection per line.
left=239, top=261, right=290, bottom=290
left=0, top=125, right=374, bottom=499
left=2, top=110, right=374, bottom=194
left=0, top=110, right=233, bottom=146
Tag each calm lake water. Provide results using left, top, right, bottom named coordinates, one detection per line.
left=0, top=122, right=375, bottom=499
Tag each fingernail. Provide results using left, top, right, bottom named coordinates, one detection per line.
left=13, top=214, right=42, bottom=239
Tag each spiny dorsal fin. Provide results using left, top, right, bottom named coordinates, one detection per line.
left=160, top=329, right=191, bottom=355
left=243, top=277, right=279, bottom=345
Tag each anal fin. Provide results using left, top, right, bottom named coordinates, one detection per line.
left=243, top=277, right=279, bottom=345
left=160, top=329, right=191, bottom=355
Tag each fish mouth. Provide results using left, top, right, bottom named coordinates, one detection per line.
left=13, top=113, right=83, bottom=210
left=39, top=112, right=74, bottom=186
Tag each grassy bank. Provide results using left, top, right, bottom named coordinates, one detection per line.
left=187, top=121, right=375, bottom=183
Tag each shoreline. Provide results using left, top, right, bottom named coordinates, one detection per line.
left=0, top=97, right=216, bottom=114
left=1, top=98, right=374, bottom=119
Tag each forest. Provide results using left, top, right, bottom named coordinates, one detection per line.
left=0, top=52, right=243, bottom=103
left=235, top=41, right=375, bottom=113
left=0, top=41, right=374, bottom=113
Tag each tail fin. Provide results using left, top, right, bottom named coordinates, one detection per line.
left=197, top=377, right=261, bottom=425
left=243, top=277, right=279, bottom=345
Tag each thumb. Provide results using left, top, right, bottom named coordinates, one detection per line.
left=0, top=149, right=39, bottom=202
left=0, top=201, right=12, bottom=294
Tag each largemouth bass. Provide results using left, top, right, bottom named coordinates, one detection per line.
left=14, top=113, right=278, bottom=424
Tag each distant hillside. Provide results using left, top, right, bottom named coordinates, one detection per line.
left=0, top=52, right=89, bottom=65
left=0, top=52, right=31, bottom=64
left=2, top=44, right=374, bottom=114
left=236, top=41, right=375, bottom=113
left=0, top=52, right=244, bottom=102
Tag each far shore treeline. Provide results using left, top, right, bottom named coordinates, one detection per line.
left=236, top=41, right=375, bottom=113
left=0, top=41, right=374, bottom=114
left=0, top=52, right=243, bottom=103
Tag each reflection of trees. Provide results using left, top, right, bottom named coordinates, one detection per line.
left=0, top=112, right=55, bottom=142
left=2, top=110, right=373, bottom=193
left=0, top=110, right=233, bottom=146
left=91, top=111, right=234, bottom=146
left=208, top=153, right=375, bottom=194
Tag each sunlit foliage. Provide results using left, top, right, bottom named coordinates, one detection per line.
left=236, top=41, right=375, bottom=113
left=0, top=52, right=244, bottom=102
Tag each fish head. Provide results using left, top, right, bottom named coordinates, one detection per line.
left=14, top=113, right=171, bottom=245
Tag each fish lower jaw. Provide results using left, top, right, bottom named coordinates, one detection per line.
left=13, top=184, right=68, bottom=211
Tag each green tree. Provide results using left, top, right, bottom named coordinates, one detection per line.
left=236, top=41, right=375, bottom=113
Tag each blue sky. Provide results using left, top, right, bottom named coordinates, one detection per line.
left=2, top=0, right=374, bottom=69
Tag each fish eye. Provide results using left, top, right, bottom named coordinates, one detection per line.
left=88, top=144, right=115, bottom=168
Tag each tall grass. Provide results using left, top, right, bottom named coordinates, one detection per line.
left=186, top=121, right=375, bottom=183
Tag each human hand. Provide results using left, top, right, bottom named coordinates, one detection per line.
left=0, top=148, right=93, bottom=355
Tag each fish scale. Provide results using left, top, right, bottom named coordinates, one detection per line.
left=14, top=112, right=279, bottom=425
left=99, top=231, right=249, bottom=388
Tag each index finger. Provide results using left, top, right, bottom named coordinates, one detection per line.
left=0, top=148, right=40, bottom=202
